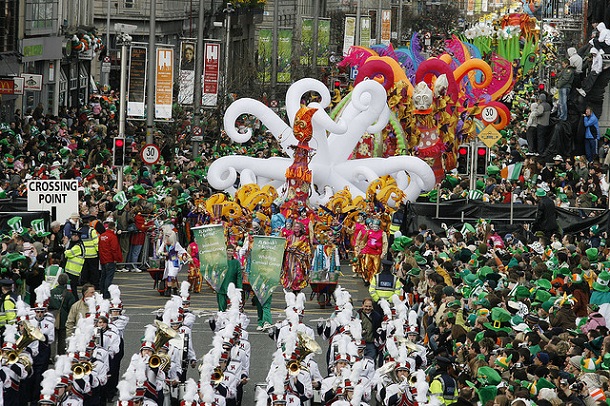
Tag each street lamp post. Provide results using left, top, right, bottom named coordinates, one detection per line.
left=116, top=31, right=133, bottom=192
left=223, top=3, right=235, bottom=112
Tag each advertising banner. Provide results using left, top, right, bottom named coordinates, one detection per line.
left=381, top=10, right=391, bottom=45
left=360, top=16, right=371, bottom=48
left=22, top=74, right=43, bottom=91
left=192, top=225, right=227, bottom=292
left=127, top=46, right=147, bottom=117
left=248, top=236, right=286, bottom=304
left=0, top=79, right=14, bottom=95
left=257, top=29, right=272, bottom=83
left=277, top=29, right=292, bottom=83
left=301, top=18, right=313, bottom=65
left=318, top=18, right=331, bottom=66
left=203, top=41, right=220, bottom=107
left=343, top=16, right=356, bottom=56
left=178, top=39, right=196, bottom=105
left=155, top=47, right=174, bottom=119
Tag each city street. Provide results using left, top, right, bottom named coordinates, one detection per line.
left=113, top=264, right=368, bottom=401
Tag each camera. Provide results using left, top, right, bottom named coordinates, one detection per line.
left=569, top=382, right=584, bottom=392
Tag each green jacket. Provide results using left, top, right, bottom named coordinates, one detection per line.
left=218, top=258, right=242, bottom=294
left=49, top=285, right=76, bottom=329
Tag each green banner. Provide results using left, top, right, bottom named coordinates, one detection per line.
left=257, top=29, right=272, bottom=83
left=192, top=225, right=227, bottom=292
left=277, top=29, right=292, bottom=83
left=360, top=16, right=371, bottom=48
left=318, top=18, right=330, bottom=66
left=249, top=236, right=286, bottom=304
left=300, top=18, right=313, bottom=66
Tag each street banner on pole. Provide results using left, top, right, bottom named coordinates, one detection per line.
left=155, top=47, right=174, bottom=119
left=360, top=16, right=371, bottom=47
left=317, top=18, right=331, bottom=66
left=203, top=41, right=221, bottom=107
left=381, top=10, right=391, bottom=45
left=301, top=18, right=313, bottom=65
left=192, top=225, right=227, bottom=292
left=127, top=46, right=147, bottom=117
left=178, top=39, right=196, bottom=105
left=277, top=29, right=292, bottom=83
left=257, top=29, right=272, bottom=83
left=248, top=236, right=286, bottom=304
left=343, top=16, right=356, bottom=56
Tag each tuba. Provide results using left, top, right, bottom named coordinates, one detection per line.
left=148, top=320, right=177, bottom=371
left=5, top=321, right=45, bottom=371
left=287, top=332, right=322, bottom=376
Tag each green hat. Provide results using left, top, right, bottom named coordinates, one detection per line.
left=445, top=175, right=459, bottom=187
left=30, top=219, right=50, bottom=237
left=461, top=223, right=476, bottom=235
left=176, top=197, right=189, bottom=206
left=507, top=257, right=519, bottom=269
left=414, top=252, right=427, bottom=265
left=477, top=266, right=494, bottom=280
left=590, top=193, right=599, bottom=203
left=406, top=267, right=421, bottom=277
left=131, top=185, right=146, bottom=196
left=558, top=193, right=568, bottom=203
left=487, top=165, right=500, bottom=175
left=553, top=266, right=571, bottom=279
left=535, top=188, right=547, bottom=197
left=113, top=191, right=129, bottom=210
left=428, top=189, right=438, bottom=203
left=534, top=279, right=552, bottom=290
left=593, top=271, right=610, bottom=292
left=476, top=179, right=485, bottom=191
left=514, top=285, right=531, bottom=300
left=447, top=300, right=461, bottom=308
left=535, top=377, right=556, bottom=392
left=475, top=331, right=485, bottom=342
left=541, top=300, right=554, bottom=313
left=591, top=225, right=600, bottom=235
left=494, top=354, right=513, bottom=369
left=586, top=247, right=599, bottom=262
left=5, top=252, right=27, bottom=265
left=7, top=216, right=23, bottom=235
left=123, top=166, right=133, bottom=175
left=477, top=366, right=502, bottom=385
left=391, top=236, right=413, bottom=252
left=483, top=307, right=513, bottom=333
left=464, top=273, right=481, bottom=287
left=532, top=288, right=552, bottom=303
left=473, top=298, right=491, bottom=308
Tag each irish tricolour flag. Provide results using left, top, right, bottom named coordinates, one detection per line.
left=500, top=162, right=523, bottom=181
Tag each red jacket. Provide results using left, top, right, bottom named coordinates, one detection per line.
left=129, top=214, right=149, bottom=245
left=98, top=229, right=123, bottom=264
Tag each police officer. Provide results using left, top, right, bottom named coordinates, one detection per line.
left=368, top=258, right=403, bottom=310
left=79, top=215, right=100, bottom=290
left=0, top=278, right=16, bottom=335
left=64, top=229, right=85, bottom=301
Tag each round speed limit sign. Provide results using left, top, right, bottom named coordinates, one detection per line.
left=141, top=144, right=161, bottom=165
left=481, top=106, right=498, bottom=123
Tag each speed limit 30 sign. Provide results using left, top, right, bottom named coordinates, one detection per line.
left=141, top=144, right=161, bottom=165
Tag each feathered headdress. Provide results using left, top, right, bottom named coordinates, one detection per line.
left=34, top=281, right=51, bottom=309
left=108, top=285, right=123, bottom=311
left=180, top=281, right=191, bottom=302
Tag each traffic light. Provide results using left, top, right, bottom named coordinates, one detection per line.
left=113, top=137, right=125, bottom=166
left=476, top=146, right=488, bottom=175
left=332, top=78, right=341, bottom=90
left=456, top=145, right=470, bottom=175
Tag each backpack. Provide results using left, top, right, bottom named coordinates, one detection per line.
left=582, top=312, right=606, bottom=333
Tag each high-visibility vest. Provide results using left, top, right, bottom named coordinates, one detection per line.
left=0, top=294, right=16, bottom=326
left=65, top=243, right=85, bottom=276
left=82, top=227, right=99, bottom=259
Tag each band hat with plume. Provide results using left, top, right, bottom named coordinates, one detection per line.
left=140, top=324, right=157, bottom=351
left=180, top=281, right=191, bottom=303
left=34, top=281, right=52, bottom=310
left=109, top=285, right=123, bottom=310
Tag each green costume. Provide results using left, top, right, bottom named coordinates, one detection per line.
left=216, top=258, right=243, bottom=311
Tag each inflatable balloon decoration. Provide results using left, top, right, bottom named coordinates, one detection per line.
left=208, top=77, right=436, bottom=204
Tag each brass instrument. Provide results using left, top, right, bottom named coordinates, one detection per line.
left=71, top=361, right=94, bottom=379
left=4, top=321, right=45, bottom=372
left=148, top=320, right=178, bottom=372
left=211, top=367, right=224, bottom=384
left=286, top=332, right=322, bottom=376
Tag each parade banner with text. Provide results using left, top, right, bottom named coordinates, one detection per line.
left=178, top=39, right=196, bottom=105
left=155, top=47, right=174, bottom=119
left=203, top=41, right=221, bottom=107
left=127, top=46, right=147, bottom=117
left=257, top=29, right=272, bottom=83
left=360, top=16, right=371, bottom=48
left=192, top=225, right=227, bottom=292
left=381, top=10, right=391, bottom=46
left=277, top=29, right=292, bottom=83
left=249, top=236, right=286, bottom=304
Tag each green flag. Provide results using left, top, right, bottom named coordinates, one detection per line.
left=249, top=236, right=286, bottom=304
left=192, top=225, right=227, bottom=292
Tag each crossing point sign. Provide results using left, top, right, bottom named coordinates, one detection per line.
left=477, top=124, right=503, bottom=148
left=27, top=179, right=79, bottom=222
